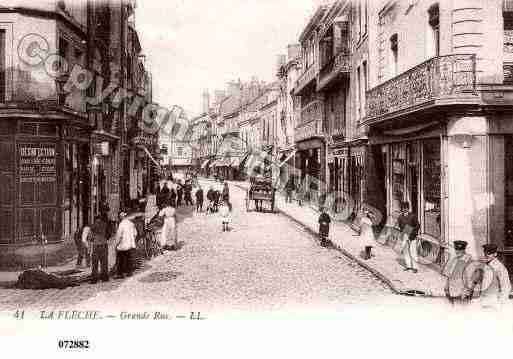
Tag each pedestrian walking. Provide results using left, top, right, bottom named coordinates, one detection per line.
left=206, top=186, right=215, bottom=213
left=158, top=198, right=178, bottom=250
left=296, top=181, right=304, bottom=206
left=88, top=213, right=110, bottom=283
left=222, top=182, right=231, bottom=211
left=472, top=243, right=512, bottom=311
left=184, top=180, right=194, bottom=206
left=285, top=179, right=295, bottom=203
left=219, top=201, right=231, bottom=232
left=195, top=186, right=204, bottom=212
left=157, top=180, right=170, bottom=209
left=74, top=223, right=91, bottom=269
left=176, top=180, right=183, bottom=207
left=318, top=206, right=331, bottom=247
left=397, top=201, right=420, bottom=273
left=114, top=209, right=138, bottom=278
left=442, top=240, right=473, bottom=305
left=360, top=210, right=375, bottom=260
left=213, top=188, right=221, bottom=212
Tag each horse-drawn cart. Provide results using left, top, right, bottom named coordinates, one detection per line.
left=245, top=175, right=275, bottom=213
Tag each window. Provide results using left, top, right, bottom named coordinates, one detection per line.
left=356, top=66, right=361, bottom=119
left=362, top=61, right=368, bottom=118
left=0, top=29, right=5, bottom=102
left=364, top=0, right=368, bottom=35
left=177, top=147, right=183, bottom=156
left=390, top=34, right=398, bottom=77
left=428, top=4, right=440, bottom=58
left=504, top=6, right=513, bottom=83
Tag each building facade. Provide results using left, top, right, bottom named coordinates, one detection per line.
left=0, top=0, right=154, bottom=269
left=361, top=0, right=513, bottom=268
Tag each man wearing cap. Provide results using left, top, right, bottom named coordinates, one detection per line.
left=442, top=240, right=473, bottom=305
left=474, top=244, right=512, bottom=311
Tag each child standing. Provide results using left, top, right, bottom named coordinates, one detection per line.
left=219, top=201, right=231, bottom=232
left=318, top=207, right=331, bottom=247
left=360, top=210, right=375, bottom=260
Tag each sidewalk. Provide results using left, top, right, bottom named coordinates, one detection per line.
left=206, top=177, right=446, bottom=297
left=0, top=257, right=92, bottom=288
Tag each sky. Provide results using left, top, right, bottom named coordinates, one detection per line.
left=136, top=0, right=322, bottom=117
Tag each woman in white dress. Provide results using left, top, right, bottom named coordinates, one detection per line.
left=360, top=210, right=375, bottom=260
left=159, top=199, right=178, bottom=250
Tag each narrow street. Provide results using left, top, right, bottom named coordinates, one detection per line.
left=0, top=182, right=415, bottom=315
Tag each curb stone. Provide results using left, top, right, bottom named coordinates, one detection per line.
left=221, top=179, right=438, bottom=297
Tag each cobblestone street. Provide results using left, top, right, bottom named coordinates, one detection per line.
left=0, top=183, right=452, bottom=317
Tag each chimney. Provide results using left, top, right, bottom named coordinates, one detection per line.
left=227, top=80, right=241, bottom=97
left=287, top=44, right=301, bottom=61
left=202, top=89, right=210, bottom=114
left=214, top=89, right=226, bottom=105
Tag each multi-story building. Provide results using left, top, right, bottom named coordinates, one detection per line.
left=124, top=13, right=158, bottom=208
left=0, top=0, right=154, bottom=269
left=293, top=5, right=329, bottom=205
left=276, top=45, right=301, bottom=185
left=360, top=0, right=513, bottom=268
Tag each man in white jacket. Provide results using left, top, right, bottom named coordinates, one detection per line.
left=476, top=244, right=512, bottom=312
left=114, top=210, right=138, bottom=278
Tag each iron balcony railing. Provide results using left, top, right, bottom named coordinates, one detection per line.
left=318, top=50, right=350, bottom=89
left=364, top=54, right=477, bottom=121
left=294, top=62, right=318, bottom=95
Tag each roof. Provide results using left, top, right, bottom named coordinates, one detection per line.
left=298, top=5, right=329, bottom=43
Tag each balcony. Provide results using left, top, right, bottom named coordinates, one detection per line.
left=299, top=100, right=323, bottom=125
left=294, top=63, right=318, bottom=96
left=364, top=54, right=477, bottom=124
left=295, top=119, right=323, bottom=142
left=317, top=50, right=350, bottom=91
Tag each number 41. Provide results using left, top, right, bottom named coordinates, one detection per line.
left=14, top=310, right=25, bottom=319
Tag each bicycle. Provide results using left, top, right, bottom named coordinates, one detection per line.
left=143, top=225, right=163, bottom=260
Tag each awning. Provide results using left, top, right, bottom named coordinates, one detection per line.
left=200, top=159, right=210, bottom=169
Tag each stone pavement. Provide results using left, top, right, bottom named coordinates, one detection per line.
left=204, top=177, right=447, bottom=297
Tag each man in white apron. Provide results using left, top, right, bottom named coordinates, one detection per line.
left=475, top=244, right=512, bottom=312
left=442, top=240, right=473, bottom=306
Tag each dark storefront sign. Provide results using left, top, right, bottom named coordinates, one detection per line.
left=17, top=142, right=60, bottom=244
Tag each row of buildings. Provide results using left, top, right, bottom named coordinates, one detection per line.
left=0, top=0, right=160, bottom=269
left=182, top=0, right=513, bottom=269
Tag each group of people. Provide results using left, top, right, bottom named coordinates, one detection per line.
left=156, top=177, right=194, bottom=209
left=74, top=203, right=142, bottom=284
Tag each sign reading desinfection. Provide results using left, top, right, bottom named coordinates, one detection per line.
left=19, top=144, right=57, bottom=183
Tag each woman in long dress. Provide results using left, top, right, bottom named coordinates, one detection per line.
left=360, top=210, right=375, bottom=260
left=158, top=199, right=178, bottom=250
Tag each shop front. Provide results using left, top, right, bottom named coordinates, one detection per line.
left=373, top=127, right=445, bottom=265
left=0, top=118, right=92, bottom=269
left=295, top=138, right=326, bottom=205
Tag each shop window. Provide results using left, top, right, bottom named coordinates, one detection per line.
left=0, top=141, right=14, bottom=172
left=0, top=173, right=13, bottom=205
left=0, top=208, right=13, bottom=243
left=422, top=139, right=441, bottom=238
left=428, top=4, right=440, bottom=58
left=390, top=34, right=398, bottom=77
left=391, top=143, right=406, bottom=212
left=0, top=29, right=5, bottom=103
left=505, top=136, right=513, bottom=246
